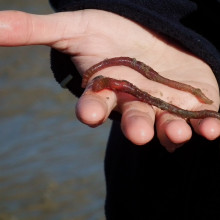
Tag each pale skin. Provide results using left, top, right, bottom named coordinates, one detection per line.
left=0, top=9, right=219, bottom=152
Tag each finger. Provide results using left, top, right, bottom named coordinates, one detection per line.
left=190, top=118, right=220, bottom=140
left=75, top=85, right=117, bottom=127
left=156, top=112, right=192, bottom=152
left=120, top=100, right=155, bottom=145
left=0, top=10, right=84, bottom=46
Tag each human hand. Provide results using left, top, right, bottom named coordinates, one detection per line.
left=0, top=10, right=219, bottom=152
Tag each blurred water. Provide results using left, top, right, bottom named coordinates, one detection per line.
left=0, top=1, right=111, bottom=219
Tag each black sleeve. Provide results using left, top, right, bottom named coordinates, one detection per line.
left=49, top=0, right=220, bottom=98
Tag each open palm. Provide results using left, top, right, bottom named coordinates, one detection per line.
left=0, top=9, right=219, bottom=152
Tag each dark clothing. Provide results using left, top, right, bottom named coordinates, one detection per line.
left=49, top=1, right=220, bottom=219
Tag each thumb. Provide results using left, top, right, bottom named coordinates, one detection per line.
left=0, top=10, right=85, bottom=47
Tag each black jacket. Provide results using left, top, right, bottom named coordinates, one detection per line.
left=49, top=1, right=220, bottom=219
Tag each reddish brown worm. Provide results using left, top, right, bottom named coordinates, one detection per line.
left=82, top=57, right=213, bottom=104
left=82, top=57, right=220, bottom=120
left=91, top=76, right=220, bottom=120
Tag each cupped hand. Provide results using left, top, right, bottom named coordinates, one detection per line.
left=0, top=9, right=219, bottom=152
